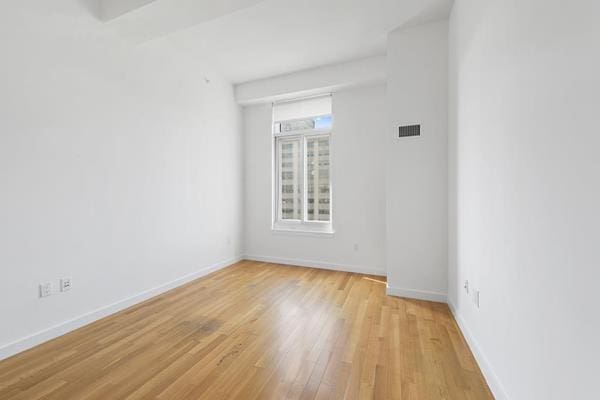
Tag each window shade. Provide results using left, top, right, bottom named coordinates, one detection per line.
left=273, top=95, right=332, bottom=122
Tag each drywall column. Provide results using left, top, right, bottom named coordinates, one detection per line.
left=385, top=21, right=448, bottom=301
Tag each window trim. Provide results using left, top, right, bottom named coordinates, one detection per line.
left=272, top=115, right=334, bottom=234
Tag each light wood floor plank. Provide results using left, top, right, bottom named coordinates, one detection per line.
left=0, top=261, right=493, bottom=400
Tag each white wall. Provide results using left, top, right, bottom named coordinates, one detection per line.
left=448, top=1, right=600, bottom=399
left=0, top=0, right=243, bottom=357
left=385, top=21, right=448, bottom=301
left=235, top=56, right=386, bottom=106
left=244, top=84, right=387, bottom=275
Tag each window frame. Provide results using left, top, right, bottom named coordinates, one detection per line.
left=272, top=114, right=334, bottom=235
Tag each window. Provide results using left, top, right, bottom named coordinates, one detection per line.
left=273, top=96, right=333, bottom=234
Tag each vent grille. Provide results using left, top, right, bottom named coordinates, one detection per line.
left=399, top=124, right=420, bottom=137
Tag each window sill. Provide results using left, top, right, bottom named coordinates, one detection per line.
left=271, top=226, right=335, bottom=237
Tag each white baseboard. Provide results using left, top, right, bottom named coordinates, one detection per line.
left=0, top=256, right=242, bottom=361
left=448, top=300, right=509, bottom=400
left=386, top=284, right=447, bottom=303
left=243, top=254, right=386, bottom=276
left=0, top=254, right=507, bottom=400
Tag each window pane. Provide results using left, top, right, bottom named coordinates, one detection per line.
left=280, top=139, right=303, bottom=220
left=281, top=118, right=315, bottom=133
left=314, top=115, right=333, bottom=130
left=306, top=136, right=330, bottom=221
left=275, top=115, right=332, bottom=135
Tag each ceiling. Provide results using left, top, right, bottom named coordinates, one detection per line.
left=102, top=0, right=453, bottom=84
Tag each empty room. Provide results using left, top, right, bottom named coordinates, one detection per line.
left=1, top=0, right=598, bottom=399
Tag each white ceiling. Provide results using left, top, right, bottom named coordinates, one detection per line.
left=103, top=0, right=453, bottom=84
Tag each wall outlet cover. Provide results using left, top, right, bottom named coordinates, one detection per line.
left=60, top=278, right=72, bottom=292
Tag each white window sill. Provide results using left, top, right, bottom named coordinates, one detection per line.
left=271, top=226, right=335, bottom=237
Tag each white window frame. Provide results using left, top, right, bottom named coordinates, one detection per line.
left=272, top=115, right=334, bottom=235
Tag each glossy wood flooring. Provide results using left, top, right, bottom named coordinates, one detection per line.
left=0, top=261, right=493, bottom=400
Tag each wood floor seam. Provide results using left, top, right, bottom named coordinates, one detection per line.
left=0, top=261, right=493, bottom=400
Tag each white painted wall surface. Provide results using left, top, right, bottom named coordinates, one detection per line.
left=385, top=21, right=448, bottom=301
left=448, top=1, right=600, bottom=398
left=235, top=56, right=387, bottom=106
left=244, top=85, right=387, bottom=275
left=0, top=0, right=243, bottom=356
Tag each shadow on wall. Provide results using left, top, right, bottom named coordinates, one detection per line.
left=447, top=31, right=459, bottom=303
left=394, top=0, right=454, bottom=31
left=78, top=0, right=101, bottom=19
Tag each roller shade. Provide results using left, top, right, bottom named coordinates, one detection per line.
left=273, top=95, right=332, bottom=122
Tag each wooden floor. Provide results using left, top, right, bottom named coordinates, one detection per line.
left=0, top=261, right=493, bottom=400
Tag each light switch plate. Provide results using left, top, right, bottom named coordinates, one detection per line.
left=40, top=282, right=52, bottom=298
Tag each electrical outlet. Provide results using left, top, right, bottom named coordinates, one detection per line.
left=60, top=278, right=72, bottom=292
left=353, top=243, right=359, bottom=251
left=464, top=280, right=469, bottom=294
left=39, top=282, right=52, bottom=298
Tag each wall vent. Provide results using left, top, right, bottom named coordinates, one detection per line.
left=398, top=124, right=420, bottom=137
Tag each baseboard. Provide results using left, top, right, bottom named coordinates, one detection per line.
left=448, top=300, right=509, bottom=400
left=0, top=255, right=507, bottom=400
left=386, top=284, right=447, bottom=303
left=246, top=255, right=504, bottom=397
left=243, top=254, right=386, bottom=276
left=0, top=255, right=243, bottom=361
